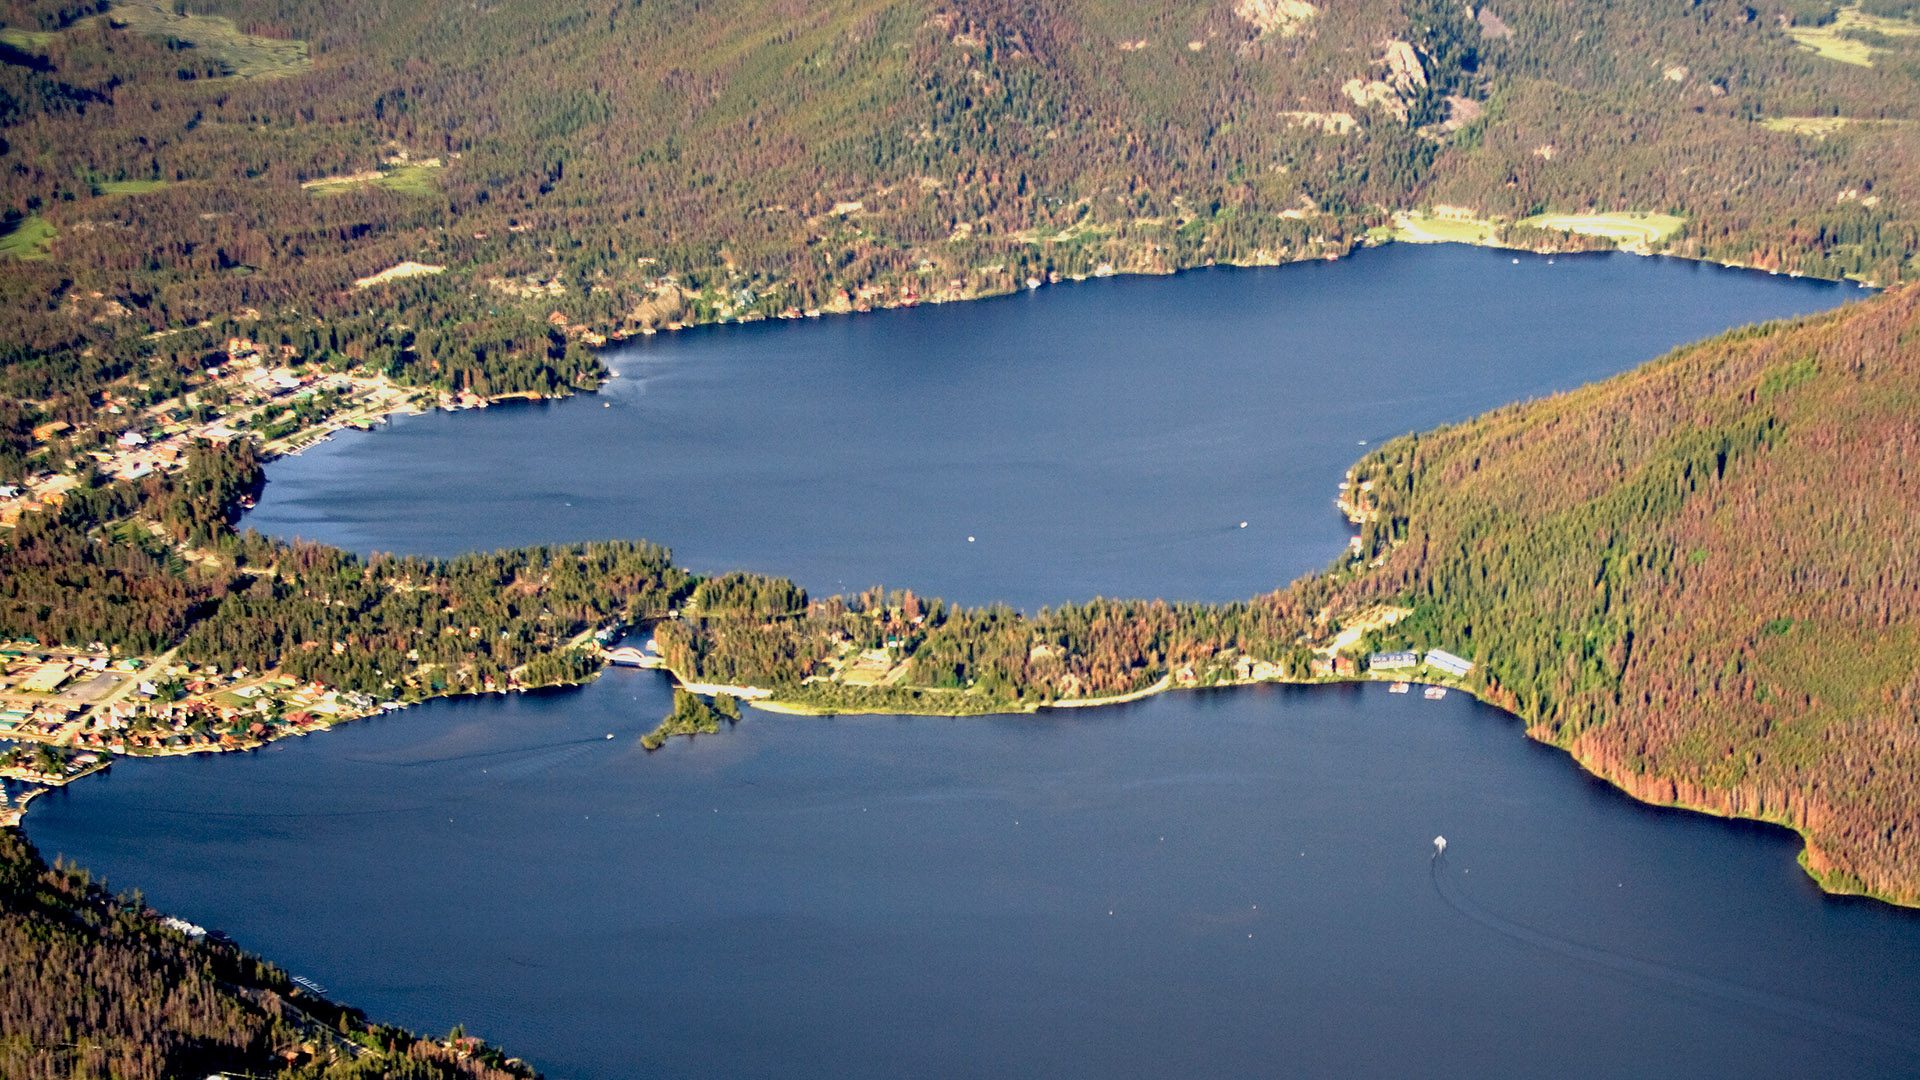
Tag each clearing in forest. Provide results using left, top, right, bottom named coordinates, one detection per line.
left=1763, top=116, right=1859, bottom=136
left=305, top=163, right=443, bottom=197
left=0, top=27, right=58, bottom=49
left=0, top=216, right=57, bottom=260
left=1518, top=212, right=1685, bottom=247
left=1785, top=4, right=1920, bottom=67
left=1388, top=210, right=1497, bottom=244
left=106, top=2, right=310, bottom=79
left=92, top=179, right=172, bottom=196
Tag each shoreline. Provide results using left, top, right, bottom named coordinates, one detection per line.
left=7, top=234, right=1898, bottom=908
left=13, top=622, right=1909, bottom=908
left=624, top=211, right=1878, bottom=342
left=221, top=221, right=1876, bottom=482
left=650, top=652, right=1914, bottom=907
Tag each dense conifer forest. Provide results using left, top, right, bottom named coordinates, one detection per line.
left=1333, top=285, right=1920, bottom=905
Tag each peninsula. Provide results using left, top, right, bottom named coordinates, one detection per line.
left=1, top=282, right=1915, bottom=911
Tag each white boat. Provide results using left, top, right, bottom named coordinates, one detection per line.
left=1388, top=682, right=1410, bottom=694
left=1424, top=686, right=1447, bottom=700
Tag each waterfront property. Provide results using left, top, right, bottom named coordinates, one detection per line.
left=1425, top=649, right=1474, bottom=678
left=1368, top=650, right=1418, bottom=671
left=605, top=646, right=662, bottom=669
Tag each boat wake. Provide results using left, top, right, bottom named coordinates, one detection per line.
left=1429, top=856, right=1919, bottom=1055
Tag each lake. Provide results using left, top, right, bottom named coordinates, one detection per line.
left=26, top=675, right=1920, bottom=1079
left=246, top=245, right=1863, bottom=608
left=28, top=246, right=1920, bottom=1079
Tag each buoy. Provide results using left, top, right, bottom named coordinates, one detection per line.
left=967, top=536, right=975, bottom=542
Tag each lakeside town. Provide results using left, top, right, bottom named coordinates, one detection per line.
left=0, top=333, right=454, bottom=527
left=0, top=286, right=1505, bottom=823
left=2, top=597, right=1484, bottom=822
left=0, top=636, right=391, bottom=824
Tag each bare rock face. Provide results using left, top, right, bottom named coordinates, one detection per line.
left=1442, top=94, right=1485, bottom=131
left=1340, top=40, right=1429, bottom=123
left=1381, top=40, right=1428, bottom=94
left=1474, top=6, right=1513, bottom=39
left=1341, top=78, right=1408, bottom=121
left=1232, top=0, right=1318, bottom=37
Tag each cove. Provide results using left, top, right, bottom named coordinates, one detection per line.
left=246, top=245, right=1857, bottom=609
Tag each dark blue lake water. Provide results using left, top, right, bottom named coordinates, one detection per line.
left=27, top=247, right=1920, bottom=1079
left=246, top=245, right=1865, bottom=608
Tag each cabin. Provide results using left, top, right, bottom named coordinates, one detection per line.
left=1425, top=649, right=1475, bottom=677
left=1368, top=650, right=1418, bottom=671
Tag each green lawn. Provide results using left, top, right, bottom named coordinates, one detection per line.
left=0, top=27, right=59, bottom=49
left=1786, top=4, right=1920, bottom=67
left=0, top=216, right=57, bottom=260
left=92, top=179, right=172, bottom=196
left=1517, top=212, right=1686, bottom=246
left=1762, top=116, right=1858, bottom=136
left=373, top=164, right=441, bottom=196
left=1393, top=212, right=1497, bottom=244
left=307, top=164, right=442, bottom=197
left=108, top=1, right=311, bottom=79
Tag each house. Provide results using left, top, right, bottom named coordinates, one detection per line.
left=1425, top=649, right=1475, bottom=677
left=1368, top=650, right=1419, bottom=671
left=1333, top=655, right=1359, bottom=677
left=19, top=664, right=74, bottom=693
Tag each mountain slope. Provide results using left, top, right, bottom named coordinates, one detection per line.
left=1340, top=285, right=1920, bottom=903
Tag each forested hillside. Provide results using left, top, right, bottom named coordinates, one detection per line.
left=0, top=828, right=538, bottom=1080
left=4, top=0, right=1920, bottom=479
left=1336, top=285, right=1920, bottom=905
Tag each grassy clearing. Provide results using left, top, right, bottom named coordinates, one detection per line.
left=0, top=27, right=59, bottom=49
left=108, top=1, right=310, bottom=79
left=1014, top=220, right=1109, bottom=245
left=306, top=163, right=442, bottom=197
left=92, top=179, right=172, bottom=196
left=1391, top=211, right=1497, bottom=244
left=1518, top=212, right=1686, bottom=246
left=373, top=164, right=440, bottom=196
left=1763, top=116, right=1858, bottom=135
left=0, top=216, right=57, bottom=260
left=1786, top=4, right=1920, bottom=67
